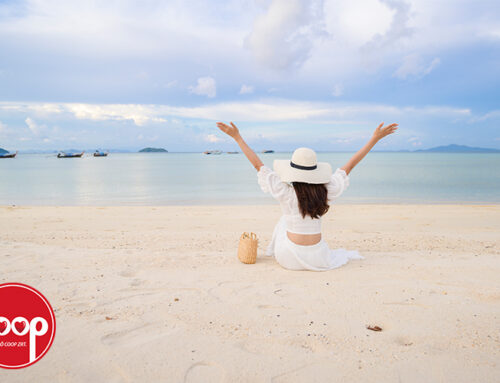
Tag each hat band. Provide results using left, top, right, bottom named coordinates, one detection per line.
left=290, top=161, right=317, bottom=171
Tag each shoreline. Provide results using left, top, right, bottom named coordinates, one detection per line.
left=3, top=201, right=500, bottom=207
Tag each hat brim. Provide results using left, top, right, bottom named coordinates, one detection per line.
left=273, top=160, right=332, bottom=184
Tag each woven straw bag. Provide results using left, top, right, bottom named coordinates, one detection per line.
left=237, top=232, right=258, bottom=264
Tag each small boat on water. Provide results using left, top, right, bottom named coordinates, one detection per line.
left=227, top=151, right=239, bottom=154
left=203, top=150, right=222, bottom=155
left=0, top=151, right=17, bottom=158
left=262, top=150, right=275, bottom=153
left=93, top=150, right=108, bottom=157
left=57, top=151, right=84, bottom=158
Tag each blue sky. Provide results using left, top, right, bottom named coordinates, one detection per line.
left=0, top=0, right=499, bottom=152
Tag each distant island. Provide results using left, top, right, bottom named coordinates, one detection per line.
left=415, top=144, right=500, bottom=153
left=139, top=147, right=168, bottom=153
left=0, top=148, right=8, bottom=155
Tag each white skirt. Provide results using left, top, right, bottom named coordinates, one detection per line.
left=265, top=216, right=364, bottom=271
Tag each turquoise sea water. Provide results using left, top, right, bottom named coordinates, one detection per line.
left=0, top=152, right=499, bottom=205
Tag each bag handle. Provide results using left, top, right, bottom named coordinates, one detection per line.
left=240, top=232, right=257, bottom=241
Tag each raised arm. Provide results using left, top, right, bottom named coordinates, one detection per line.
left=216, top=121, right=264, bottom=171
left=341, top=122, right=398, bottom=175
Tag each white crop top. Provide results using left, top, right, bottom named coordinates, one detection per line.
left=257, top=165, right=349, bottom=235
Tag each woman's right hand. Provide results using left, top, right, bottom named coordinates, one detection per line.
left=217, top=121, right=240, bottom=139
left=372, top=122, right=398, bottom=141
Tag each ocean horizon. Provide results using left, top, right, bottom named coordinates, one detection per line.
left=1, top=152, right=499, bottom=205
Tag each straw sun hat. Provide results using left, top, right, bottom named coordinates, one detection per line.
left=273, top=147, right=332, bottom=184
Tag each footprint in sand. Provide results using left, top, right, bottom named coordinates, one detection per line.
left=207, top=281, right=253, bottom=301
left=119, top=269, right=137, bottom=278
left=129, top=278, right=145, bottom=287
left=233, top=340, right=262, bottom=355
left=184, top=361, right=227, bottom=383
left=101, top=323, right=176, bottom=347
left=271, top=363, right=332, bottom=383
left=394, top=335, right=414, bottom=346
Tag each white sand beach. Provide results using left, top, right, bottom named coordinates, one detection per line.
left=0, top=205, right=499, bottom=382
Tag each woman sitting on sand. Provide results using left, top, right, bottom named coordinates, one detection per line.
left=216, top=121, right=398, bottom=271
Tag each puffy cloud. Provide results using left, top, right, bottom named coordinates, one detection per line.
left=63, top=104, right=166, bottom=126
left=189, top=77, right=217, bottom=98
left=323, top=0, right=394, bottom=45
left=363, top=0, right=414, bottom=50
left=25, top=117, right=47, bottom=136
left=245, top=0, right=326, bottom=70
left=0, top=0, right=497, bottom=105
left=394, top=54, right=440, bottom=79
left=239, top=84, right=255, bottom=94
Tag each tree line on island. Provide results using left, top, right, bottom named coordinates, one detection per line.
left=138, top=147, right=168, bottom=152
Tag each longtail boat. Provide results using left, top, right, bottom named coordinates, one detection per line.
left=0, top=151, right=17, bottom=158
left=57, top=151, right=84, bottom=158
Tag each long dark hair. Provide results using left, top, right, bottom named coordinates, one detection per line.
left=292, top=182, right=329, bottom=219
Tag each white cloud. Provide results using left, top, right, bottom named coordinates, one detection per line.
left=245, top=0, right=326, bottom=70
left=0, top=1, right=247, bottom=60
left=1, top=100, right=471, bottom=125
left=239, top=84, right=254, bottom=94
left=25, top=117, right=47, bottom=136
left=332, top=84, right=344, bottom=97
left=408, top=136, right=422, bottom=146
left=1, top=103, right=63, bottom=115
left=0, top=0, right=497, bottom=106
left=394, top=54, right=440, bottom=79
left=363, top=0, right=414, bottom=50
left=323, top=0, right=394, bottom=45
left=205, top=134, right=223, bottom=143
left=63, top=104, right=167, bottom=126
left=189, top=77, right=217, bottom=98
left=474, top=110, right=500, bottom=122
left=483, top=28, right=500, bottom=40
left=0, top=0, right=496, bottom=94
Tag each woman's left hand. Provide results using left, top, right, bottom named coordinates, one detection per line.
left=217, top=121, right=240, bottom=139
left=372, top=122, right=398, bottom=141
